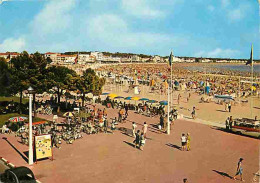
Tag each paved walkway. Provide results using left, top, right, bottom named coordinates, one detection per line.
left=0, top=108, right=258, bottom=183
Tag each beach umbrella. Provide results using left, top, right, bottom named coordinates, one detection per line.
left=115, top=96, right=124, bottom=99
left=63, top=112, right=74, bottom=117
left=9, top=117, right=28, bottom=122
left=108, top=93, right=118, bottom=98
left=139, top=98, right=149, bottom=101
left=124, top=96, right=132, bottom=100
left=148, top=100, right=157, bottom=103
left=86, top=93, right=94, bottom=98
left=159, top=100, right=168, bottom=105
left=101, top=92, right=110, bottom=95
left=132, top=97, right=140, bottom=101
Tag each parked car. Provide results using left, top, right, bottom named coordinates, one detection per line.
left=231, top=118, right=260, bottom=139
left=0, top=166, right=36, bottom=183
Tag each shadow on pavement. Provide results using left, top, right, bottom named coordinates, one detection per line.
left=216, top=109, right=228, bottom=113
left=212, top=170, right=233, bottom=179
left=2, top=137, right=28, bottom=163
left=121, top=132, right=133, bottom=138
left=165, top=143, right=181, bottom=150
left=210, top=126, right=259, bottom=140
left=123, top=141, right=136, bottom=149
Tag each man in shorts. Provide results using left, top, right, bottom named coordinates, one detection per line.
left=181, top=133, right=187, bottom=151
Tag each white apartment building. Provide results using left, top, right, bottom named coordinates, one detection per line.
left=78, top=54, right=96, bottom=64
left=131, top=55, right=141, bottom=62
left=111, top=57, right=121, bottom=62
left=152, top=55, right=161, bottom=63
left=120, top=57, right=132, bottom=63
left=44, top=52, right=59, bottom=63
left=90, top=52, right=103, bottom=62
left=0, top=52, right=19, bottom=60
left=56, top=54, right=77, bottom=65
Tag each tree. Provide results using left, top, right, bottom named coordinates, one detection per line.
left=46, top=57, right=52, bottom=64
left=9, top=51, right=50, bottom=114
left=47, top=66, right=77, bottom=112
left=9, top=51, right=32, bottom=113
left=76, top=68, right=105, bottom=107
left=0, top=58, right=12, bottom=96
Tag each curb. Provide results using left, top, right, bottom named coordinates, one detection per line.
left=0, top=157, right=42, bottom=183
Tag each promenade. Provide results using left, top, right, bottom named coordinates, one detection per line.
left=0, top=106, right=259, bottom=183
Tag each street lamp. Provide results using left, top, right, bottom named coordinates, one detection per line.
left=27, top=86, right=34, bottom=165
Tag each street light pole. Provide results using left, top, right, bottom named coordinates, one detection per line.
left=167, top=85, right=170, bottom=135
left=28, top=86, right=34, bottom=165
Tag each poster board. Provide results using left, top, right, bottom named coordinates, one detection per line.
left=35, top=134, right=53, bottom=160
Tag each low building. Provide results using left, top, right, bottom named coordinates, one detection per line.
left=44, top=52, right=59, bottom=63
left=131, top=55, right=141, bottom=62
left=78, top=54, right=96, bottom=64
left=56, top=54, right=77, bottom=65
left=0, top=52, right=19, bottom=60
left=91, top=52, right=103, bottom=62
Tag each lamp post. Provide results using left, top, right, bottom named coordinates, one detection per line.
left=167, top=85, right=170, bottom=135
left=27, top=86, right=34, bottom=165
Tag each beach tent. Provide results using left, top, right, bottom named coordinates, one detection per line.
left=132, top=97, right=140, bottom=101
left=205, top=86, right=211, bottom=94
left=159, top=101, right=168, bottom=105
left=125, top=96, right=132, bottom=100
left=108, top=93, right=118, bottom=98
left=63, top=112, right=74, bottom=117
left=148, top=100, right=157, bottom=103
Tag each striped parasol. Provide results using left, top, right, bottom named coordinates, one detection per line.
left=8, top=117, right=28, bottom=122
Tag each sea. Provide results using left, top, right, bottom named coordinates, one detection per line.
left=185, top=64, right=260, bottom=73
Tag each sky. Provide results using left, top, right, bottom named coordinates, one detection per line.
left=0, top=0, right=259, bottom=59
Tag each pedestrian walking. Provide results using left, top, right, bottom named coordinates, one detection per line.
left=233, top=158, right=244, bottom=181
left=159, top=115, right=164, bottom=129
left=191, top=106, right=196, bottom=119
left=132, top=122, right=137, bottom=138
left=225, top=117, right=230, bottom=131
left=111, top=119, right=116, bottom=134
left=181, top=133, right=187, bottom=151
left=183, top=178, right=188, bottom=183
left=225, top=102, right=228, bottom=111
left=178, top=94, right=181, bottom=105
left=186, top=133, right=191, bottom=151
left=133, top=130, right=140, bottom=148
left=142, top=122, right=148, bottom=138
left=103, top=108, right=107, bottom=117
left=104, top=117, right=108, bottom=133
left=118, top=109, right=122, bottom=122
left=139, top=132, right=145, bottom=151
left=228, top=103, right=232, bottom=112
left=125, top=104, right=129, bottom=117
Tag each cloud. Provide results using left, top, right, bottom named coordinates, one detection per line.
left=194, top=48, right=239, bottom=58
left=227, top=8, right=244, bottom=21
left=0, top=37, right=26, bottom=52
left=226, top=3, right=251, bottom=22
left=221, top=0, right=230, bottom=8
left=30, top=0, right=76, bottom=36
left=121, top=0, right=165, bottom=18
left=207, top=5, right=215, bottom=12
left=84, top=14, right=187, bottom=54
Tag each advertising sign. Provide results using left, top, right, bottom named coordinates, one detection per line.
left=35, top=134, right=52, bottom=160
